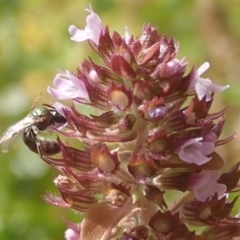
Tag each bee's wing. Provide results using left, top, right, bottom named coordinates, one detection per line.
left=0, top=132, right=23, bottom=153
left=0, top=114, right=37, bottom=153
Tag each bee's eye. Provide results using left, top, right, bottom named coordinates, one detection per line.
left=52, top=111, right=67, bottom=124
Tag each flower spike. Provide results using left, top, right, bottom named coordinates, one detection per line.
left=33, top=5, right=239, bottom=240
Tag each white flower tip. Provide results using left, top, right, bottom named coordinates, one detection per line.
left=199, top=62, right=210, bottom=73
left=68, top=25, right=77, bottom=35
left=86, top=4, right=93, bottom=13
left=46, top=86, right=51, bottom=93
left=201, top=62, right=210, bottom=69
left=204, top=62, right=210, bottom=68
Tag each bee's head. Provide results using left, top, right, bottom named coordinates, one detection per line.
left=31, top=106, right=52, bottom=118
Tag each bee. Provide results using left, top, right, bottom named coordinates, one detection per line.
left=22, top=127, right=61, bottom=156
left=0, top=104, right=66, bottom=153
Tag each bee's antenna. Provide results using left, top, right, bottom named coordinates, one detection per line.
left=31, top=92, right=42, bottom=110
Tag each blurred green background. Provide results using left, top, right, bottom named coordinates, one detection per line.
left=0, top=0, right=240, bottom=239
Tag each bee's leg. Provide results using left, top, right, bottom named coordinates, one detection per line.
left=31, top=125, right=39, bottom=135
left=35, top=137, right=44, bottom=158
left=22, top=128, right=39, bottom=154
left=32, top=125, right=46, bottom=135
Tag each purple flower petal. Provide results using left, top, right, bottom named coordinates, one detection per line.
left=191, top=170, right=227, bottom=201
left=189, top=62, right=229, bottom=101
left=177, top=137, right=215, bottom=165
left=47, top=70, right=90, bottom=101
left=68, top=5, right=103, bottom=45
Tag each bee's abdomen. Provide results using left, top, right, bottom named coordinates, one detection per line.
left=22, top=128, right=60, bottom=156
left=36, top=139, right=60, bottom=156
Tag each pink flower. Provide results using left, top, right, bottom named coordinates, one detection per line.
left=190, top=170, right=227, bottom=201
left=47, top=70, right=89, bottom=101
left=64, top=228, right=80, bottom=240
left=177, top=135, right=215, bottom=165
left=68, top=5, right=103, bottom=45
left=189, top=62, right=229, bottom=101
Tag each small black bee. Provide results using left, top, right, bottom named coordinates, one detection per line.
left=0, top=104, right=66, bottom=154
